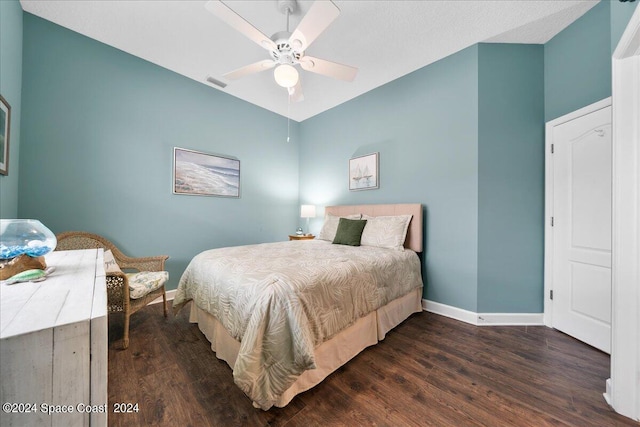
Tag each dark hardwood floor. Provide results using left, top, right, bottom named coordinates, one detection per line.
left=108, top=303, right=637, bottom=427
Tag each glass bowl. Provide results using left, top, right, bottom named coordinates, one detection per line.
left=0, top=219, right=57, bottom=259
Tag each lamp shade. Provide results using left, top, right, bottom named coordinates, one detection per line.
left=274, top=64, right=299, bottom=88
left=300, top=205, right=316, bottom=218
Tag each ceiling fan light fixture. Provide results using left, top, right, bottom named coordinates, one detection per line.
left=274, top=64, right=299, bottom=88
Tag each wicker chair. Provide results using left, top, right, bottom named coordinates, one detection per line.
left=55, top=231, right=169, bottom=349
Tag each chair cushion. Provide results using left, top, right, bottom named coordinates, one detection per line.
left=126, top=271, right=168, bottom=299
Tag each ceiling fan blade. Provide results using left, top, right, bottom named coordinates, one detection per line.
left=223, top=59, right=275, bottom=80
left=289, top=0, right=340, bottom=52
left=288, top=80, right=304, bottom=103
left=205, top=1, right=276, bottom=51
left=299, top=56, right=357, bottom=82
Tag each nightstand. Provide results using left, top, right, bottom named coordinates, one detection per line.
left=289, top=234, right=315, bottom=241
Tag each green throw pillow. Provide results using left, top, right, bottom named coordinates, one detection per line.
left=332, top=218, right=368, bottom=246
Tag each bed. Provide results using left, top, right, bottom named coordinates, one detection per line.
left=173, top=204, right=424, bottom=410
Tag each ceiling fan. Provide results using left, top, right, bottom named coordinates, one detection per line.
left=205, top=0, right=358, bottom=102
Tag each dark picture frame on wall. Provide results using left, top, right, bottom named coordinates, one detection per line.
left=0, top=95, right=11, bottom=176
left=349, top=152, right=379, bottom=191
left=173, top=147, right=240, bottom=198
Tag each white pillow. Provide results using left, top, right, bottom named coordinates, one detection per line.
left=360, top=215, right=412, bottom=250
left=103, top=249, right=123, bottom=274
left=317, top=213, right=362, bottom=241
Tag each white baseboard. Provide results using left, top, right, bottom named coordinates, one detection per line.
left=423, top=299, right=478, bottom=325
left=423, top=299, right=544, bottom=326
left=149, top=294, right=543, bottom=325
left=603, top=378, right=612, bottom=406
left=476, top=312, right=544, bottom=326
left=150, top=289, right=177, bottom=305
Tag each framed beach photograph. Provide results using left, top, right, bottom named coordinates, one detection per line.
left=349, top=152, right=379, bottom=191
left=173, top=147, right=240, bottom=197
left=0, top=95, right=11, bottom=176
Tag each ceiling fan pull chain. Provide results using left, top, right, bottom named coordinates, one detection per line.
left=287, top=92, right=291, bottom=142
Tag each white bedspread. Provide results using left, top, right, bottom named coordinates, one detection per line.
left=173, top=240, right=422, bottom=409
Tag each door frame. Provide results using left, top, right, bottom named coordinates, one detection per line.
left=607, top=5, right=640, bottom=421
left=543, top=97, right=611, bottom=328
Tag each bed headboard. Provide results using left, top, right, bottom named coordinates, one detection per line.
left=325, top=204, right=423, bottom=252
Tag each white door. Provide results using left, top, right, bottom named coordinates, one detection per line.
left=552, top=105, right=612, bottom=354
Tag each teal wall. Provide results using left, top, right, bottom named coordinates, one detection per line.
left=19, top=14, right=300, bottom=289
left=300, top=43, right=546, bottom=313
left=300, top=46, right=481, bottom=312
left=0, top=0, right=23, bottom=218
left=477, top=44, right=545, bottom=313
left=13, top=1, right=639, bottom=311
left=545, top=0, right=639, bottom=122
left=544, top=1, right=612, bottom=122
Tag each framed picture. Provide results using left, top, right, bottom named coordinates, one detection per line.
left=173, top=147, right=240, bottom=197
left=0, top=95, right=11, bottom=176
left=349, top=152, right=379, bottom=191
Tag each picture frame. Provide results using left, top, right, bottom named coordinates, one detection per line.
left=349, top=152, right=379, bottom=191
left=173, top=147, right=240, bottom=198
left=0, top=95, right=11, bottom=176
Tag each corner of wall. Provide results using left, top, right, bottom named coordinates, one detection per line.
left=477, top=43, right=545, bottom=313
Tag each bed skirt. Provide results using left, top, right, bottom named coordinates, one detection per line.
left=188, top=287, right=423, bottom=408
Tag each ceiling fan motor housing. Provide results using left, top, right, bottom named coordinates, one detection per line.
left=270, top=31, right=302, bottom=65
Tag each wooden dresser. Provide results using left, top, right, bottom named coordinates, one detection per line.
left=0, top=249, right=107, bottom=427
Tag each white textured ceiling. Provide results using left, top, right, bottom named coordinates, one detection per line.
left=20, top=0, right=598, bottom=122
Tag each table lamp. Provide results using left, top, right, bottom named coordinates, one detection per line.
left=300, top=205, right=316, bottom=235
